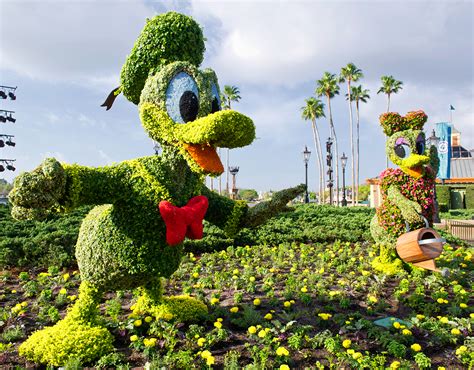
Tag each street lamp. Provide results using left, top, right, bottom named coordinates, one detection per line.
left=341, top=152, right=348, bottom=207
left=229, top=166, right=239, bottom=199
left=302, top=145, right=311, bottom=203
left=427, top=129, right=441, bottom=222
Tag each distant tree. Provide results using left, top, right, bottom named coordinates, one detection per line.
left=316, top=72, right=340, bottom=206
left=347, top=84, right=370, bottom=203
left=340, top=63, right=363, bottom=206
left=301, top=97, right=326, bottom=204
left=358, top=184, right=370, bottom=201
left=238, top=189, right=259, bottom=202
left=0, top=179, right=13, bottom=196
left=377, top=75, right=403, bottom=112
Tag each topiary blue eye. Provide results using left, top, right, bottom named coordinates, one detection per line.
left=210, top=82, right=221, bottom=114
left=416, top=135, right=425, bottom=155
left=166, top=72, right=199, bottom=124
left=394, top=144, right=411, bottom=159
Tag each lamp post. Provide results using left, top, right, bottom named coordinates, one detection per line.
left=326, top=138, right=333, bottom=205
left=341, top=152, right=348, bottom=207
left=427, top=129, right=441, bottom=223
left=302, top=145, right=311, bottom=203
left=229, top=166, right=239, bottom=200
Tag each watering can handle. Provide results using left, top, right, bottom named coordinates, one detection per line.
left=405, top=214, right=429, bottom=232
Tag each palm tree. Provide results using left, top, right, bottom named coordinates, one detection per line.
left=377, top=75, right=403, bottom=112
left=221, top=85, right=242, bottom=196
left=301, top=97, right=326, bottom=204
left=316, top=72, right=340, bottom=206
left=347, top=85, right=370, bottom=203
left=339, top=63, right=363, bottom=206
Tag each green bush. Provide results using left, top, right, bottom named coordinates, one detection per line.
left=465, top=185, right=474, bottom=209
left=436, top=185, right=451, bottom=208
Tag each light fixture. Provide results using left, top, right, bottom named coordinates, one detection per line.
left=0, top=115, right=6, bottom=123
left=6, top=164, right=15, bottom=171
left=0, top=140, right=4, bottom=148
left=341, top=152, right=348, bottom=170
left=8, top=91, right=16, bottom=100
left=7, top=114, right=16, bottom=123
left=6, top=139, right=15, bottom=147
left=0, top=165, right=4, bottom=172
left=0, top=91, right=6, bottom=99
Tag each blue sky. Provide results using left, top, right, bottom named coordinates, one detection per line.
left=0, top=0, right=472, bottom=192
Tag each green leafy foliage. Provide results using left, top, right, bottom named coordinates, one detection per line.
left=120, top=12, right=205, bottom=105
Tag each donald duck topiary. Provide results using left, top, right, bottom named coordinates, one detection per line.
left=10, top=12, right=304, bottom=365
left=370, top=110, right=439, bottom=273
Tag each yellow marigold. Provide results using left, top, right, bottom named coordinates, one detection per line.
left=300, top=286, right=308, bottom=293
left=143, top=337, right=157, bottom=347
left=20, top=301, right=28, bottom=307
left=390, top=361, right=401, bottom=369
left=197, top=337, right=206, bottom=347
left=352, top=352, right=362, bottom=360
left=319, top=267, right=324, bottom=274
left=201, top=350, right=212, bottom=359
left=276, top=346, right=289, bottom=356
left=318, top=313, right=332, bottom=320
left=192, top=272, right=199, bottom=278
left=402, top=329, right=412, bottom=336
left=206, top=356, right=215, bottom=366
left=133, top=319, right=142, bottom=327
left=11, top=289, right=17, bottom=294
left=145, top=316, right=153, bottom=323
left=258, top=330, right=267, bottom=338
left=411, top=343, right=422, bottom=352
left=130, top=334, right=138, bottom=342
left=368, top=295, right=378, bottom=304
left=347, top=349, right=355, bottom=355
left=249, top=276, right=256, bottom=282
left=280, top=365, right=290, bottom=370
left=59, top=288, right=67, bottom=295
left=459, top=303, right=467, bottom=308
left=214, top=321, right=222, bottom=329
left=63, top=273, right=70, bottom=281
left=451, top=328, right=461, bottom=335
left=436, top=298, right=445, bottom=304
left=253, top=298, right=261, bottom=306
left=210, top=297, right=219, bottom=305
left=248, top=326, right=257, bottom=334
left=393, top=322, right=401, bottom=329
left=284, top=301, right=291, bottom=308
left=438, top=367, right=446, bottom=370
left=439, top=317, right=449, bottom=324
left=416, top=314, right=425, bottom=320
left=233, top=269, right=240, bottom=275
left=342, top=339, right=351, bottom=348
left=456, top=345, right=467, bottom=355
left=230, top=306, right=239, bottom=313
left=264, top=313, right=273, bottom=320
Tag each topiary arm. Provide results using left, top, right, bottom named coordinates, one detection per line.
left=387, top=185, right=423, bottom=225
left=60, top=163, right=129, bottom=210
left=242, top=184, right=306, bottom=228
left=200, top=186, right=248, bottom=237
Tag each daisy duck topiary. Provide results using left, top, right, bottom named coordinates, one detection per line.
left=9, top=12, right=304, bottom=366
left=370, top=110, right=439, bottom=274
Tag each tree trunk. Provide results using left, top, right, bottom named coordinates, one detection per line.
left=327, top=95, right=339, bottom=206
left=218, top=148, right=222, bottom=195
left=387, top=93, right=391, bottom=112
left=226, top=149, right=230, bottom=196
left=347, top=81, right=355, bottom=206
left=355, top=100, right=360, bottom=204
left=386, top=93, right=390, bottom=167
left=311, top=119, right=325, bottom=204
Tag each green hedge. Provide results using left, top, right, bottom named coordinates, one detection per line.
left=466, top=185, right=474, bottom=209
left=436, top=185, right=451, bottom=211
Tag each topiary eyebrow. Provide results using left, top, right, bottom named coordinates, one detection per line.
left=395, top=137, right=409, bottom=145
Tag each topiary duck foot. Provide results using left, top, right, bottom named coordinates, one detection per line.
left=132, top=293, right=208, bottom=323
left=18, top=317, right=114, bottom=366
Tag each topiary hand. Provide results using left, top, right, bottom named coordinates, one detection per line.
left=9, top=158, right=67, bottom=220
left=243, top=184, right=306, bottom=228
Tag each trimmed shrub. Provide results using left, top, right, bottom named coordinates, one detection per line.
left=465, top=185, right=474, bottom=209
left=436, top=185, right=451, bottom=209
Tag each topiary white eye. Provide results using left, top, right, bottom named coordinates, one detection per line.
left=210, top=82, right=221, bottom=114
left=166, top=72, right=199, bottom=124
left=394, top=141, right=411, bottom=159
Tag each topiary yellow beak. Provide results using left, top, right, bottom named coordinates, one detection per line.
left=400, top=154, right=430, bottom=179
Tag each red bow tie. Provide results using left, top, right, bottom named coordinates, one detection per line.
left=158, top=195, right=208, bottom=246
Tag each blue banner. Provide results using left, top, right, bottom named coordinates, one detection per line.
left=435, top=122, right=451, bottom=179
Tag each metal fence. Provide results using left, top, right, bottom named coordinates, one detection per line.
left=446, top=220, right=474, bottom=245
